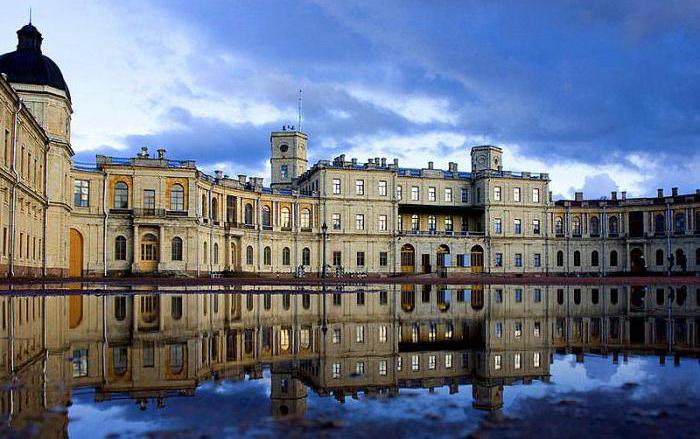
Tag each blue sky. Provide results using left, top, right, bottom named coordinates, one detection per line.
left=2, top=1, right=699, bottom=198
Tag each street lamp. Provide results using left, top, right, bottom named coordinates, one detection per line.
left=321, top=222, right=328, bottom=278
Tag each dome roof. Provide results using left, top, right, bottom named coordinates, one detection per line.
left=0, top=23, right=70, bottom=101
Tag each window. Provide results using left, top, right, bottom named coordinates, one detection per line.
left=73, top=180, right=89, bottom=207
left=533, top=253, right=541, bottom=267
left=494, top=355, right=502, bottom=370
left=356, top=325, right=365, bottom=343
left=412, top=354, right=420, bottom=371
left=379, top=325, right=387, bottom=343
left=378, top=180, right=387, bottom=196
left=590, top=216, right=600, bottom=236
left=515, top=321, right=522, bottom=338
left=428, top=355, right=437, bottom=370
left=332, top=178, right=341, bottom=195
left=533, top=219, right=540, bottom=234
left=356, top=292, right=365, bottom=305
left=114, top=182, right=128, bottom=208
left=244, top=203, right=253, bottom=224
left=355, top=179, right=364, bottom=195
left=514, top=353, right=522, bottom=369
left=428, top=187, right=436, bottom=201
left=495, top=289, right=503, bottom=303
left=143, top=189, right=155, bottom=211
left=609, top=216, right=619, bottom=236
left=514, top=219, right=522, bottom=234
left=355, top=361, right=365, bottom=375
left=534, top=288, right=542, bottom=302
left=114, top=296, right=127, bottom=321
left=495, top=253, right=503, bottom=267
left=379, top=251, right=388, bottom=267
left=494, top=186, right=501, bottom=201
left=280, top=164, right=288, bottom=179
left=461, top=188, right=468, bottom=203
left=411, top=186, right=419, bottom=201
left=411, top=214, right=419, bottom=231
left=263, top=246, right=272, bottom=265
left=592, top=250, right=599, bottom=267
left=332, top=213, right=341, bottom=230
left=557, top=250, right=564, bottom=267
left=332, top=328, right=341, bottom=344
left=444, top=188, right=452, bottom=202
left=281, top=207, right=291, bottom=228
left=655, top=249, right=664, bottom=266
left=572, top=217, right=581, bottom=236
left=355, top=214, right=365, bottom=230
left=170, top=184, right=184, bottom=211
left=428, top=215, right=436, bottom=231
left=495, top=322, right=503, bottom=338
left=213, top=243, right=219, bottom=264
left=513, top=187, right=521, bottom=202
left=262, top=206, right=271, bottom=227
left=246, top=246, right=254, bottom=265
left=674, top=213, right=685, bottom=233
left=396, top=185, right=402, bottom=200
left=532, top=188, right=540, bottom=203
left=494, top=218, right=502, bottom=234
left=115, top=236, right=127, bottom=260
left=610, top=250, right=618, bottom=267
left=445, top=216, right=453, bottom=232
left=533, top=352, right=541, bottom=368
left=356, top=251, right=365, bottom=267
left=379, top=360, right=387, bottom=376
left=379, top=214, right=387, bottom=231
left=300, top=208, right=310, bottom=229
left=534, top=321, right=541, bottom=337
left=72, top=349, right=89, bottom=378
left=445, top=353, right=453, bottom=369
left=514, top=253, right=522, bottom=267
left=333, top=251, right=342, bottom=266
left=555, top=217, right=564, bottom=235
left=171, top=296, right=183, bottom=320
left=302, top=247, right=311, bottom=266
left=171, top=237, right=183, bottom=261
left=282, top=247, right=291, bottom=265
left=515, top=288, right=522, bottom=302
left=332, top=362, right=341, bottom=378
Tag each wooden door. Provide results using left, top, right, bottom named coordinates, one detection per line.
left=69, top=229, right=83, bottom=277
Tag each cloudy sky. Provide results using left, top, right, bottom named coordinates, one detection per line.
left=2, top=1, right=699, bottom=198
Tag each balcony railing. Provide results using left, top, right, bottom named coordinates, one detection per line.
left=397, top=230, right=485, bottom=237
left=133, top=208, right=166, bottom=218
left=166, top=210, right=188, bottom=217
left=109, top=208, right=132, bottom=215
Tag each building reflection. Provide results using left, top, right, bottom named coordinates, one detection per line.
left=0, top=283, right=698, bottom=435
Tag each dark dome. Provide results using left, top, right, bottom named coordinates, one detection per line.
left=0, top=23, right=70, bottom=101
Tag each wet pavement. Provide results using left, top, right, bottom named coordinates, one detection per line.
left=0, top=282, right=698, bottom=438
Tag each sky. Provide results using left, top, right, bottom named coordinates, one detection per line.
left=2, top=0, right=699, bottom=199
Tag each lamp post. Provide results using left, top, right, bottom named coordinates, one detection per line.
left=321, top=222, right=328, bottom=278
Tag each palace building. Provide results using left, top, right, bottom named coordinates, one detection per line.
left=1, top=23, right=699, bottom=278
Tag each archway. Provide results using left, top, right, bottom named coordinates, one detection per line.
left=436, top=244, right=450, bottom=268
left=229, top=241, right=239, bottom=272
left=140, top=233, right=159, bottom=272
left=69, top=228, right=84, bottom=277
left=470, top=245, right=484, bottom=273
left=400, top=244, right=415, bottom=273
left=630, top=248, right=645, bottom=273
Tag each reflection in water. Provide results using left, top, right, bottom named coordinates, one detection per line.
left=0, top=283, right=698, bottom=437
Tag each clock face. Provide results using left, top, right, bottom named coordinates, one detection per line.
left=477, top=155, right=487, bottom=165
left=280, top=144, right=289, bottom=153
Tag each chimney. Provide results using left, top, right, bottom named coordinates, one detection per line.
left=393, top=158, right=399, bottom=167
left=696, top=189, right=700, bottom=195
left=380, top=158, right=387, bottom=167
left=448, top=162, right=458, bottom=172
left=428, top=161, right=434, bottom=170
left=215, top=170, right=223, bottom=180
left=621, top=191, right=626, bottom=200
left=368, top=158, right=374, bottom=165
left=375, top=157, right=380, bottom=166
left=157, top=148, right=166, bottom=159
left=238, top=174, right=247, bottom=185
left=657, top=188, right=664, bottom=198
left=351, top=158, right=358, bottom=166
left=611, top=191, right=617, bottom=200
left=140, top=146, right=149, bottom=158
left=672, top=187, right=678, bottom=197
left=574, top=192, right=583, bottom=202
left=339, top=154, right=346, bottom=163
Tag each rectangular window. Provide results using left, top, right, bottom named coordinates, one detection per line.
left=144, top=189, right=156, bottom=211
left=356, top=361, right=365, bottom=375
left=533, top=219, right=540, bottom=234
left=445, top=353, right=453, bottom=369
left=444, top=188, right=452, bottom=202
left=72, top=349, right=89, bottom=378
left=379, top=325, right=387, bottom=343
left=332, top=362, right=341, bottom=378
left=280, top=164, right=288, bottom=179
left=534, top=288, right=542, bottom=302
left=332, top=251, right=342, bottom=266
left=2, top=227, right=6, bottom=256
left=355, top=179, right=364, bottom=195
left=428, top=187, right=436, bottom=201
left=461, top=188, right=468, bottom=203
left=412, top=354, right=420, bottom=371
left=356, top=292, right=365, bottom=305
left=533, top=253, right=542, bottom=267
left=379, top=214, right=387, bottom=231
left=514, top=219, right=522, bottom=234
left=532, top=188, right=540, bottom=203
left=356, top=325, right=365, bottom=343
left=428, top=355, right=437, bottom=370
left=445, top=216, right=453, bottom=231
left=495, top=253, right=503, bottom=267
left=515, top=321, right=522, bottom=338
left=495, top=218, right=502, bottom=234
left=515, top=253, right=522, bottom=267
left=411, top=186, right=419, bottom=201
left=73, top=180, right=89, bottom=207
left=396, top=185, right=402, bottom=200
left=533, top=352, right=541, bottom=367
left=495, top=322, right=503, bottom=338
left=534, top=322, right=541, bottom=337
left=515, top=289, right=522, bottom=302
left=379, top=251, right=388, bottom=267
left=494, top=186, right=501, bottom=201
left=494, top=355, right=502, bottom=370
left=356, top=251, right=365, bottom=267
left=355, top=214, right=365, bottom=230
left=332, top=178, right=341, bottom=195
left=332, top=213, right=341, bottom=230
left=513, top=187, right=521, bottom=202
left=143, top=342, right=155, bottom=368
left=495, top=289, right=503, bottom=303
left=379, top=360, right=387, bottom=376
left=514, top=353, right=522, bottom=369
left=333, top=328, right=341, bottom=344
left=378, top=180, right=387, bottom=196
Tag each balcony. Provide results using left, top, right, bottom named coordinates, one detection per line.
left=398, top=230, right=485, bottom=237
left=132, top=208, right=166, bottom=218
left=166, top=210, right=188, bottom=217
left=109, top=208, right=132, bottom=215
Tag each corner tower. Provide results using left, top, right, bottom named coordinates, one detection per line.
left=471, top=145, right=502, bottom=173
left=270, top=129, right=307, bottom=190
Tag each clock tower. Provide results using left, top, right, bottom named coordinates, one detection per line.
left=471, top=145, right=503, bottom=173
left=270, top=129, right=308, bottom=190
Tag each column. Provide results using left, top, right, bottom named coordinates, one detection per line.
left=131, top=224, right=140, bottom=272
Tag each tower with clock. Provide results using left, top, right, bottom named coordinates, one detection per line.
left=270, top=129, right=308, bottom=190
left=470, top=145, right=503, bottom=173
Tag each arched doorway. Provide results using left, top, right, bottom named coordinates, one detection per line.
left=400, top=284, right=415, bottom=312
left=436, top=244, right=450, bottom=268
left=630, top=248, right=645, bottom=273
left=140, top=233, right=159, bottom=272
left=470, top=245, right=484, bottom=273
left=69, top=228, right=83, bottom=277
left=229, top=242, right=239, bottom=272
left=401, top=244, right=415, bottom=273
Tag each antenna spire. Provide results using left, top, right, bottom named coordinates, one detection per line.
left=29, top=7, right=32, bottom=24
left=298, top=89, right=303, bottom=133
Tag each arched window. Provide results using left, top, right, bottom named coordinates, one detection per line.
left=573, top=251, right=581, bottom=267
left=654, top=214, right=665, bottom=234
left=114, top=182, right=128, bottom=209
left=282, top=247, right=291, bottom=265
left=302, top=247, right=311, bottom=266
left=674, top=213, right=685, bottom=234
left=262, top=206, right=271, bottom=228
left=609, top=216, right=619, bottom=237
left=203, top=241, right=208, bottom=264
left=590, top=216, right=600, bottom=236
left=656, top=249, right=664, bottom=266
left=556, top=250, right=564, bottom=267
left=201, top=194, right=208, bottom=218
left=115, top=235, right=127, bottom=260
left=428, top=215, right=436, bottom=231
left=170, top=184, right=184, bottom=211
left=610, top=250, right=618, bottom=267
left=244, top=203, right=253, bottom=225
left=281, top=207, right=291, bottom=228
left=572, top=217, right=581, bottom=236
left=211, top=197, right=219, bottom=222
left=213, top=242, right=219, bottom=264
left=171, top=296, right=183, bottom=320
left=591, top=250, right=599, bottom=267
left=141, top=233, right=158, bottom=261
left=300, top=208, right=311, bottom=229
left=302, top=293, right=311, bottom=310
left=171, top=237, right=183, bottom=261
left=114, top=296, right=126, bottom=321
left=263, top=246, right=272, bottom=265
left=246, top=246, right=254, bottom=265
left=555, top=217, right=563, bottom=235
